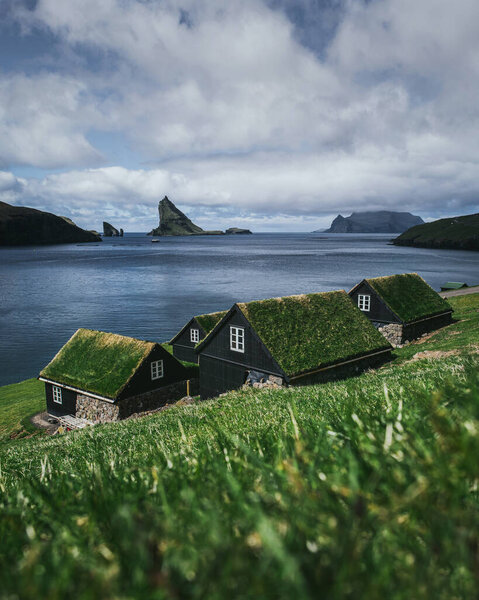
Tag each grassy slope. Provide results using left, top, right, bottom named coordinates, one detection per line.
left=0, top=378, right=45, bottom=442
left=393, top=213, right=479, bottom=250
left=0, top=295, right=479, bottom=598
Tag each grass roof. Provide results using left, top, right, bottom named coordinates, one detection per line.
left=195, top=311, right=228, bottom=335
left=236, top=291, right=391, bottom=378
left=40, top=329, right=155, bottom=399
left=170, top=310, right=228, bottom=344
left=365, top=273, right=452, bottom=323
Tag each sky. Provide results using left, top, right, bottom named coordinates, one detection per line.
left=1, top=0, right=479, bottom=232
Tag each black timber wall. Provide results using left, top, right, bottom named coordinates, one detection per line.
left=172, top=318, right=205, bottom=364
left=291, top=350, right=392, bottom=387
left=198, top=308, right=283, bottom=399
left=45, top=382, right=77, bottom=417
left=403, top=312, right=453, bottom=341
left=173, top=345, right=197, bottom=363
left=119, top=345, right=187, bottom=400
left=199, top=356, right=248, bottom=399
left=349, top=282, right=399, bottom=324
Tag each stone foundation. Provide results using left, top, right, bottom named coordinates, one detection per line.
left=75, top=378, right=199, bottom=424
left=243, top=373, right=284, bottom=390
left=76, top=394, right=120, bottom=422
left=377, top=323, right=404, bottom=347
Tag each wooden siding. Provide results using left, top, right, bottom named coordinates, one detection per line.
left=403, top=311, right=453, bottom=340
left=199, top=308, right=283, bottom=375
left=173, top=344, right=197, bottom=363
left=171, top=318, right=205, bottom=364
left=197, top=307, right=284, bottom=399
left=349, top=281, right=399, bottom=324
left=199, top=355, right=248, bottom=399
left=290, top=350, right=392, bottom=386
left=45, top=382, right=77, bottom=417
left=119, top=345, right=187, bottom=400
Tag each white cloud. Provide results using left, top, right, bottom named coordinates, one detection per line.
left=1, top=0, right=479, bottom=227
left=0, top=73, right=104, bottom=168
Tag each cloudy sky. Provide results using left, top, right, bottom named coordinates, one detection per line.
left=1, top=0, right=478, bottom=232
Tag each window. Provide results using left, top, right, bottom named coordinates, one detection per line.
left=230, top=326, right=245, bottom=352
left=151, top=359, right=164, bottom=380
left=358, top=294, right=371, bottom=311
left=52, top=385, right=62, bottom=404
left=190, top=328, right=200, bottom=343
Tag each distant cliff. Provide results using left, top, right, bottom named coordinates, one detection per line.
left=148, top=196, right=223, bottom=236
left=321, top=211, right=424, bottom=233
left=393, top=213, right=479, bottom=251
left=0, top=201, right=102, bottom=246
left=225, top=228, right=252, bottom=235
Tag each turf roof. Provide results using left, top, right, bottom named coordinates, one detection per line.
left=40, top=329, right=156, bottom=399
left=195, top=311, right=228, bottom=335
left=364, top=273, right=452, bottom=323
left=235, top=291, right=391, bottom=378
left=170, top=310, right=228, bottom=344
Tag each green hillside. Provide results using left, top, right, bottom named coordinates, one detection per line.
left=1, top=295, right=479, bottom=598
left=393, top=213, right=479, bottom=250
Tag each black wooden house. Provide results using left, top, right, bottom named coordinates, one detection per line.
left=349, top=273, right=453, bottom=346
left=39, top=329, right=191, bottom=423
left=195, top=291, right=392, bottom=399
left=170, top=310, right=227, bottom=363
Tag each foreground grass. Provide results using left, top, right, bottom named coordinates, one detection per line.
left=0, top=378, right=44, bottom=443
left=1, top=295, right=479, bottom=598
left=1, top=353, right=479, bottom=598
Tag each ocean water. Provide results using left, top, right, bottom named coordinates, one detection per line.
left=1, top=232, right=478, bottom=386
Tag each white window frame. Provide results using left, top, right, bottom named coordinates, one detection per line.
left=52, top=385, right=62, bottom=404
left=151, top=359, right=164, bottom=380
left=190, top=328, right=200, bottom=343
left=358, top=294, right=371, bottom=312
left=230, top=326, right=245, bottom=353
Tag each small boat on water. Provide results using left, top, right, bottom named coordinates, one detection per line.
left=151, top=239, right=160, bottom=243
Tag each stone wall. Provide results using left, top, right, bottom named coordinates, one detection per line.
left=243, top=373, right=284, bottom=390
left=118, top=379, right=199, bottom=420
left=377, top=323, right=404, bottom=347
left=75, top=378, right=199, bottom=424
left=76, top=394, right=120, bottom=423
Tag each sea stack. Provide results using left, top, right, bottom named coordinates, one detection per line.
left=103, top=222, right=120, bottom=237
left=148, top=196, right=223, bottom=236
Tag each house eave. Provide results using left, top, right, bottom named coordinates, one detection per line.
left=38, top=377, right=116, bottom=403
left=287, top=347, right=392, bottom=383
left=403, top=309, right=453, bottom=326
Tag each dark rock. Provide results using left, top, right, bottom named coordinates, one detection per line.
left=148, top=196, right=224, bottom=236
left=225, top=227, right=253, bottom=234
left=103, top=221, right=120, bottom=236
left=320, top=211, right=424, bottom=233
left=0, top=201, right=102, bottom=246
left=119, top=228, right=124, bottom=237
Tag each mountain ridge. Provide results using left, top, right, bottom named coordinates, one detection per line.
left=319, top=211, right=424, bottom=233
left=393, top=213, right=479, bottom=251
left=0, top=201, right=101, bottom=246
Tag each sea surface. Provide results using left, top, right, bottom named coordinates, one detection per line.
left=1, top=232, right=478, bottom=387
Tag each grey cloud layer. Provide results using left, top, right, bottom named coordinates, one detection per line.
left=1, top=0, right=478, bottom=228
